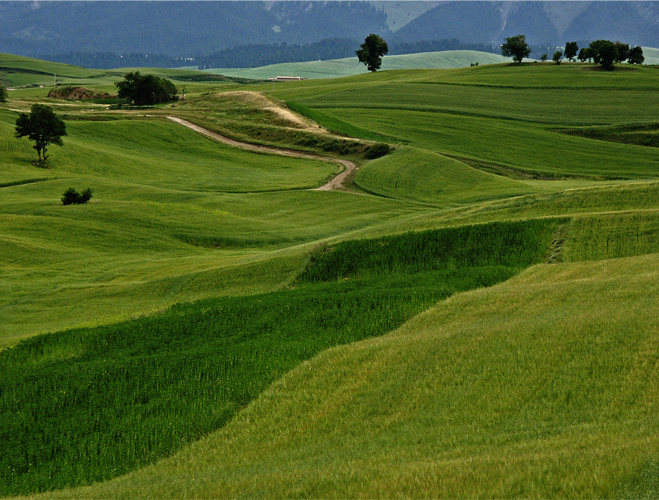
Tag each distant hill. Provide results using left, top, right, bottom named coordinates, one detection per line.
left=1, top=1, right=658, bottom=64
left=207, top=50, right=511, bottom=80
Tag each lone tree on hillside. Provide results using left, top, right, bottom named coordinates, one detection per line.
left=356, top=34, right=389, bottom=72
left=564, top=41, right=579, bottom=62
left=15, top=104, right=66, bottom=165
left=628, top=46, right=645, bottom=64
left=501, top=34, right=531, bottom=64
left=116, top=71, right=177, bottom=105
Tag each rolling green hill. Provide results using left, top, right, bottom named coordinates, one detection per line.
left=207, top=50, right=511, bottom=80
left=641, top=46, right=659, bottom=65
left=45, top=253, right=659, bottom=499
left=1, top=56, right=658, bottom=498
left=0, top=53, right=242, bottom=98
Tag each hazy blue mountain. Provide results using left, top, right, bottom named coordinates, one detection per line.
left=0, top=1, right=387, bottom=57
left=391, top=2, right=503, bottom=44
left=0, top=1, right=657, bottom=63
left=564, top=2, right=659, bottom=46
left=392, top=1, right=658, bottom=46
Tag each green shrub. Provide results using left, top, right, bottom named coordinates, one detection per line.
left=364, top=143, right=391, bottom=159
left=61, top=187, right=93, bottom=205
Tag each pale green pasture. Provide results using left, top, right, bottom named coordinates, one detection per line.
left=563, top=212, right=659, bottom=262
left=209, top=50, right=511, bottom=80
left=3, top=56, right=659, bottom=498
left=4, top=111, right=339, bottom=192
left=321, top=108, right=659, bottom=179
left=51, top=253, right=659, bottom=499
left=289, top=83, right=659, bottom=126
left=261, top=66, right=659, bottom=180
left=265, top=64, right=659, bottom=104
left=1, top=105, right=428, bottom=345
left=640, top=47, right=659, bottom=65
left=402, top=62, right=659, bottom=89
left=356, top=147, right=538, bottom=205
left=0, top=53, right=103, bottom=78
left=0, top=175, right=425, bottom=345
left=401, top=182, right=659, bottom=232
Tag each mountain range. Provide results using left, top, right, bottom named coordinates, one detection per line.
left=1, top=1, right=657, bottom=62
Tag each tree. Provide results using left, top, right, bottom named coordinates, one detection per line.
left=15, top=104, right=67, bottom=165
left=614, top=42, right=630, bottom=63
left=540, top=53, right=548, bottom=62
left=553, top=50, right=563, bottom=64
left=628, top=46, right=645, bottom=65
left=564, top=41, right=578, bottom=62
left=589, top=40, right=618, bottom=70
left=598, top=42, right=618, bottom=70
left=0, top=85, right=6, bottom=103
left=578, top=47, right=592, bottom=62
left=116, top=71, right=177, bottom=106
left=501, top=35, right=531, bottom=64
left=356, top=34, right=389, bottom=72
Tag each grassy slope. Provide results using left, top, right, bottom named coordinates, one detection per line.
left=4, top=220, right=555, bottom=495
left=2, top=59, right=659, bottom=498
left=0, top=53, right=240, bottom=98
left=0, top=106, right=425, bottom=347
left=208, top=50, right=511, bottom=80
left=267, top=65, right=659, bottom=181
left=50, top=253, right=659, bottom=499
left=0, top=53, right=104, bottom=79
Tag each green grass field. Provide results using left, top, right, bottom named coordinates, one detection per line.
left=1, top=53, right=658, bottom=498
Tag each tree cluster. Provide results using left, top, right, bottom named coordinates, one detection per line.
left=576, top=40, right=644, bottom=69
left=502, top=36, right=644, bottom=70
left=38, top=52, right=191, bottom=70
left=15, top=104, right=66, bottom=165
left=115, top=71, right=177, bottom=106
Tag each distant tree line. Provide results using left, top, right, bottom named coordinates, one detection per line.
left=37, top=52, right=194, bottom=70
left=577, top=40, right=644, bottom=68
left=502, top=35, right=644, bottom=70
left=39, top=38, right=501, bottom=70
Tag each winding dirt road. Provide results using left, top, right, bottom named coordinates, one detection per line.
left=167, top=116, right=356, bottom=191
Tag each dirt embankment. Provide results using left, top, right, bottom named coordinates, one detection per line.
left=48, top=86, right=118, bottom=100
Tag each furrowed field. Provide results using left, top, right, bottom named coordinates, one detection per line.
left=1, top=53, right=658, bottom=498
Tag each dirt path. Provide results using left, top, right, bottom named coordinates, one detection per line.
left=167, top=116, right=357, bottom=192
